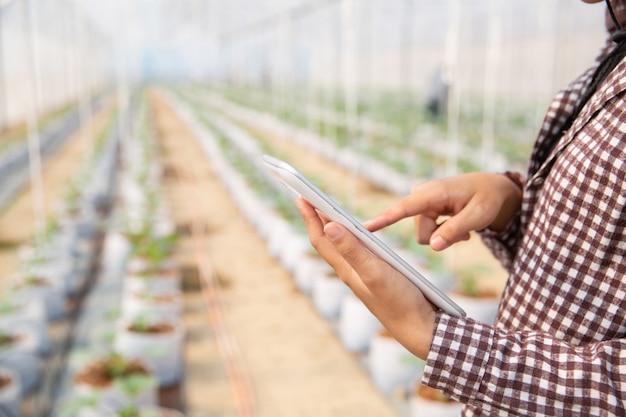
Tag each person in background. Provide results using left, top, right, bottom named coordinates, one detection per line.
left=297, top=0, right=626, bottom=415
left=426, top=64, right=450, bottom=118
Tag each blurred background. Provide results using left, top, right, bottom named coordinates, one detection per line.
left=0, top=1, right=612, bottom=417
left=0, top=0, right=607, bottom=173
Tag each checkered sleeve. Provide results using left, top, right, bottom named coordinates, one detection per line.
left=422, top=313, right=626, bottom=416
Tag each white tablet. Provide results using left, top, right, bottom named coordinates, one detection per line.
left=262, top=154, right=466, bottom=318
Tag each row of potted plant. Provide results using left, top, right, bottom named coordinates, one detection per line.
left=56, top=94, right=185, bottom=417
left=0, top=99, right=122, bottom=417
left=184, top=83, right=533, bottom=177
left=0, top=93, right=110, bottom=215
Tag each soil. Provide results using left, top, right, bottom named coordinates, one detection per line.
left=0, top=374, right=12, bottom=389
left=73, top=357, right=151, bottom=388
left=0, top=333, right=19, bottom=346
left=128, top=322, right=174, bottom=334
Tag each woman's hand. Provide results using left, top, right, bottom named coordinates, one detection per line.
left=363, top=172, right=523, bottom=251
left=296, top=198, right=437, bottom=359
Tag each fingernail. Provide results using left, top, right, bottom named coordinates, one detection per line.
left=324, top=224, right=342, bottom=241
left=430, top=235, right=448, bottom=251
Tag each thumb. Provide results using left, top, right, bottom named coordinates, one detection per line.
left=429, top=204, right=489, bottom=250
left=323, top=222, right=380, bottom=278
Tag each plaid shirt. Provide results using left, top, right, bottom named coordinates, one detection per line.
left=422, top=26, right=626, bottom=417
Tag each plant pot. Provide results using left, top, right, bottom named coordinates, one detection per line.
left=120, top=290, right=182, bottom=323
left=0, top=298, right=50, bottom=355
left=274, top=229, right=310, bottom=274
left=123, top=272, right=181, bottom=295
left=338, top=293, right=383, bottom=352
left=52, top=392, right=102, bottom=417
left=72, top=353, right=158, bottom=412
left=368, top=329, right=424, bottom=395
left=113, top=319, right=185, bottom=387
left=0, top=328, right=40, bottom=394
left=19, top=244, right=77, bottom=296
left=76, top=306, right=122, bottom=350
left=124, top=242, right=179, bottom=295
left=266, top=218, right=291, bottom=260
left=293, top=251, right=331, bottom=295
left=312, top=270, right=350, bottom=320
left=9, top=275, right=67, bottom=321
left=0, top=367, right=21, bottom=417
left=126, top=257, right=179, bottom=277
left=409, top=383, right=463, bottom=417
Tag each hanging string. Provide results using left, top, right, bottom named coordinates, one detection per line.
left=73, top=1, right=95, bottom=162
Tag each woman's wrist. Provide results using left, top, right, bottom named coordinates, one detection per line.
left=488, top=172, right=523, bottom=232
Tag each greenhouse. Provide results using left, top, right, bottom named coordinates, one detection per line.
left=0, top=0, right=620, bottom=416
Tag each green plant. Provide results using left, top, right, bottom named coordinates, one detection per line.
left=113, top=373, right=159, bottom=417
left=58, top=392, right=101, bottom=417
left=106, top=352, right=135, bottom=378
left=116, top=407, right=160, bottom=417
left=456, top=263, right=492, bottom=297
left=0, top=300, right=17, bottom=315
left=63, top=178, right=85, bottom=210
left=400, top=353, right=425, bottom=368
left=129, top=229, right=179, bottom=273
left=128, top=312, right=153, bottom=333
left=116, top=407, right=159, bottom=417
left=0, top=330, right=14, bottom=347
left=459, top=273, right=480, bottom=297
left=114, top=374, right=158, bottom=400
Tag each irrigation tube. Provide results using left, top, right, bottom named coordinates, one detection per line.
left=163, top=90, right=258, bottom=417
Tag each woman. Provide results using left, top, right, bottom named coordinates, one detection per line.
left=297, top=0, right=626, bottom=415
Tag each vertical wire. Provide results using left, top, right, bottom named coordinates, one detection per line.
left=402, top=0, right=415, bottom=179
left=481, top=0, right=502, bottom=172
left=114, top=0, right=129, bottom=148
left=341, top=0, right=359, bottom=210
left=73, top=1, right=94, bottom=160
left=25, top=0, right=45, bottom=245
left=444, top=0, right=461, bottom=177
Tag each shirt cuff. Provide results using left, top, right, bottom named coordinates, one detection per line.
left=422, top=312, right=497, bottom=404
